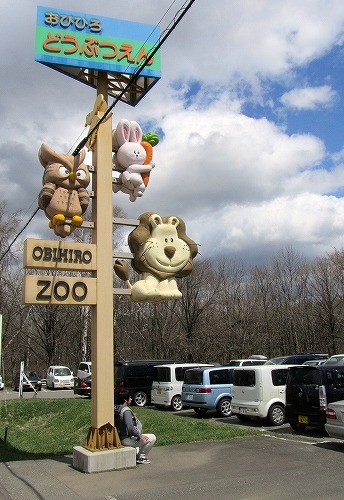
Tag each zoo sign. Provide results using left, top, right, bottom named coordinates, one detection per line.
left=23, top=275, right=96, bottom=305
left=34, top=6, right=161, bottom=103
left=23, top=239, right=97, bottom=305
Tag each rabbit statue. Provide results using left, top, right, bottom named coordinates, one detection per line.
left=38, top=144, right=90, bottom=238
left=112, top=119, right=155, bottom=202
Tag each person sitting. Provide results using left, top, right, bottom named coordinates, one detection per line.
left=114, top=391, right=156, bottom=464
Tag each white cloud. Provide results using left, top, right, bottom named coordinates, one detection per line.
left=280, top=85, right=337, bottom=110
left=190, top=193, right=344, bottom=261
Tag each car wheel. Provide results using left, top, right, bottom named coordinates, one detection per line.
left=171, top=395, right=183, bottom=411
left=268, top=404, right=285, bottom=426
left=194, top=408, right=208, bottom=415
left=133, top=391, right=148, bottom=407
left=216, top=397, right=232, bottom=417
left=290, top=422, right=307, bottom=432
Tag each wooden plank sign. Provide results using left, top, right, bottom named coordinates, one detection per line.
left=24, top=238, right=97, bottom=271
left=23, top=275, right=97, bottom=305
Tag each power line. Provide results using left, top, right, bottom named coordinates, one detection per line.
left=0, top=208, right=39, bottom=264
left=73, top=0, right=196, bottom=155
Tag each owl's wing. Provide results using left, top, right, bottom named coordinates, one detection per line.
left=38, top=183, right=56, bottom=209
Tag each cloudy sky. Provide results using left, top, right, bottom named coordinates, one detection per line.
left=2, top=0, right=344, bottom=265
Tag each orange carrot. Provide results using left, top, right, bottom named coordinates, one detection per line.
left=141, top=141, right=153, bottom=186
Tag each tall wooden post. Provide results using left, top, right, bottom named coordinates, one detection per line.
left=90, top=73, right=115, bottom=431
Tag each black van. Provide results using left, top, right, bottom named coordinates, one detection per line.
left=285, top=365, right=344, bottom=431
left=114, top=360, right=176, bottom=407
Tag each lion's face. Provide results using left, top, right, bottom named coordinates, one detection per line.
left=129, top=212, right=198, bottom=280
left=143, top=222, right=192, bottom=274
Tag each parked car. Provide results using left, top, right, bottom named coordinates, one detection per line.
left=73, top=375, right=91, bottom=398
left=14, top=371, right=42, bottom=391
left=77, top=361, right=92, bottom=379
left=265, top=353, right=328, bottom=365
left=227, top=358, right=267, bottom=367
left=181, top=366, right=235, bottom=417
left=0, top=375, right=4, bottom=390
left=114, top=360, right=178, bottom=407
left=323, top=354, right=344, bottom=366
left=231, top=365, right=292, bottom=425
left=46, top=365, right=74, bottom=389
left=303, top=359, right=326, bottom=366
left=325, top=400, right=344, bottom=439
left=151, top=363, right=214, bottom=411
left=285, top=365, right=344, bottom=431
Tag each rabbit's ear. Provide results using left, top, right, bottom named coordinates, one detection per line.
left=129, top=121, right=142, bottom=143
left=112, top=119, right=131, bottom=150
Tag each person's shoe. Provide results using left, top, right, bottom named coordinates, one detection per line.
left=136, top=457, right=151, bottom=464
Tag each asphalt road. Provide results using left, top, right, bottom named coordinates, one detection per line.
left=0, top=387, right=77, bottom=400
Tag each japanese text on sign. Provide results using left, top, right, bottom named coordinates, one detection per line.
left=44, top=11, right=102, bottom=33
left=42, top=32, right=154, bottom=65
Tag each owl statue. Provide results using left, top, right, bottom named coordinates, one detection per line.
left=38, top=143, right=91, bottom=238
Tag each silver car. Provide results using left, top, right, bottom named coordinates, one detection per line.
left=326, top=400, right=344, bottom=439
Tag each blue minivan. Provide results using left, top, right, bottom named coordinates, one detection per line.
left=181, top=366, right=235, bottom=417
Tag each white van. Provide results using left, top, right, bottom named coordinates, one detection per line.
left=231, top=365, right=293, bottom=425
left=46, top=365, right=74, bottom=389
left=77, top=361, right=92, bottom=379
left=151, top=363, right=213, bottom=411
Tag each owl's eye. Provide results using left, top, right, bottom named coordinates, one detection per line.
left=76, top=170, right=87, bottom=180
left=59, top=166, right=70, bottom=177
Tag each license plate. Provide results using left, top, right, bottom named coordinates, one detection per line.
left=186, top=394, right=193, bottom=401
left=240, top=408, right=247, bottom=414
left=156, top=389, right=162, bottom=395
left=298, top=415, right=309, bottom=424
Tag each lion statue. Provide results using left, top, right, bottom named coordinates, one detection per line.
left=114, top=212, right=198, bottom=303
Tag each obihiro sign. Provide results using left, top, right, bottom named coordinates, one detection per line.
left=34, top=6, right=161, bottom=104
left=24, top=238, right=97, bottom=271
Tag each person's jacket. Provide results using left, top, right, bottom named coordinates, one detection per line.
left=114, top=404, right=141, bottom=441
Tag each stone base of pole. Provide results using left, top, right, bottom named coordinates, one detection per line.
left=73, top=445, right=136, bottom=473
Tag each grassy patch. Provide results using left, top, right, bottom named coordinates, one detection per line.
left=0, top=399, right=258, bottom=462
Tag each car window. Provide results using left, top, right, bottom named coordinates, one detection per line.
left=325, top=356, right=344, bottom=366
left=265, top=357, right=287, bottom=365
left=114, top=365, right=124, bottom=378
left=227, top=361, right=241, bottom=366
left=209, top=369, right=232, bottom=384
left=184, top=369, right=204, bottom=384
left=176, top=367, right=193, bottom=381
left=233, top=370, right=255, bottom=387
left=325, top=369, right=344, bottom=389
left=271, top=369, right=289, bottom=386
left=289, top=368, right=321, bottom=387
left=155, top=367, right=171, bottom=382
left=54, top=368, right=71, bottom=376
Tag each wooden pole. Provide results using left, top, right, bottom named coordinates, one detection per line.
left=90, top=72, right=114, bottom=431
